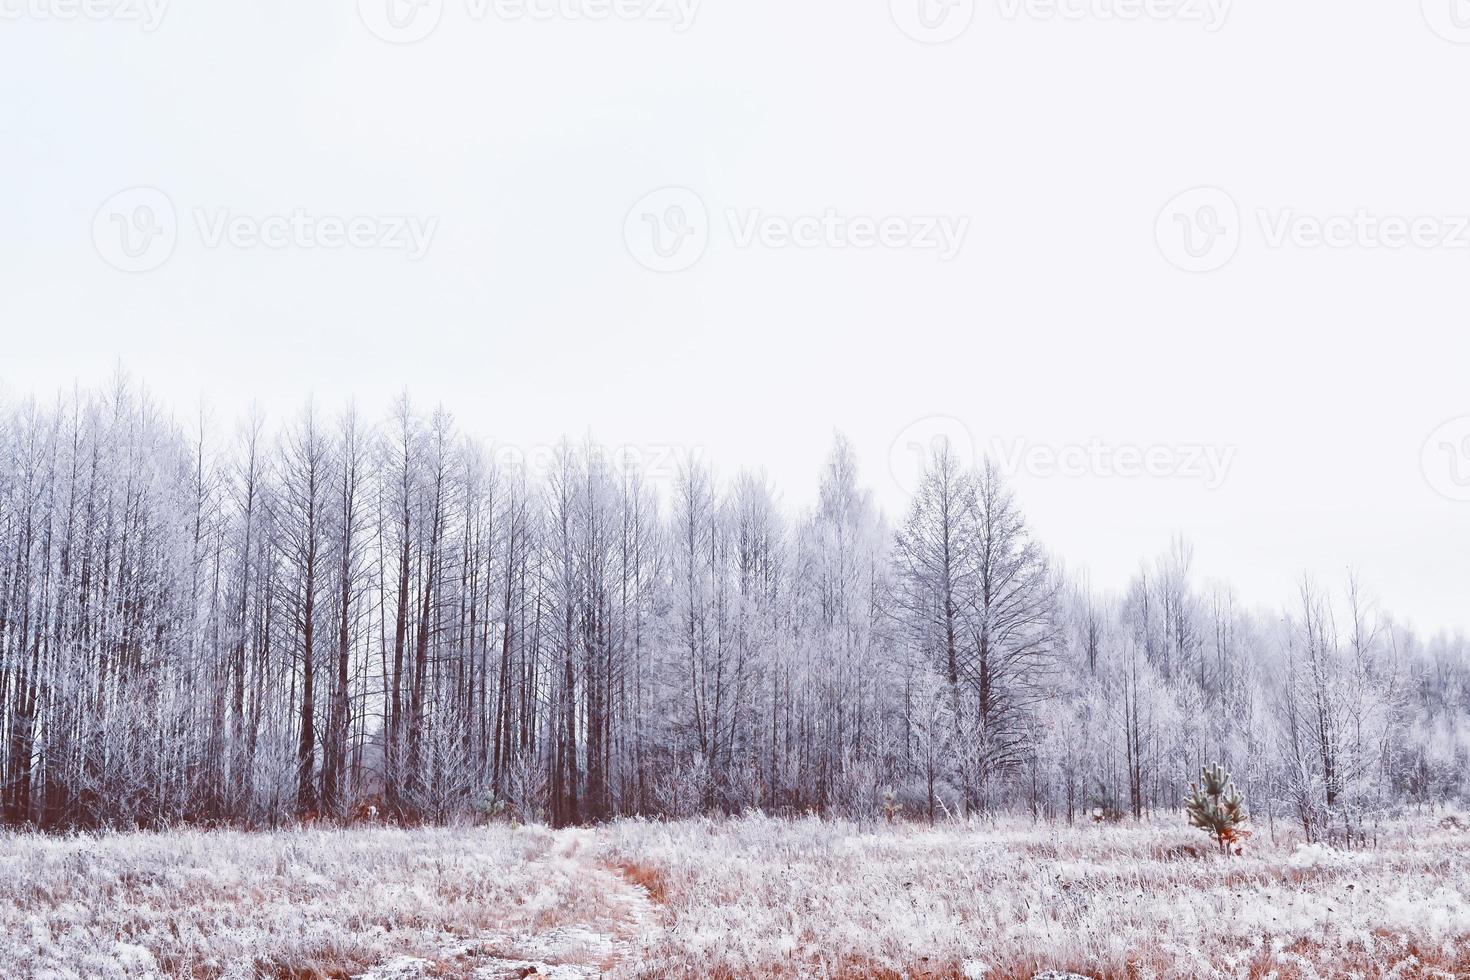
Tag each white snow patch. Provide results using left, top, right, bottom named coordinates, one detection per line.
left=355, top=955, right=438, bottom=979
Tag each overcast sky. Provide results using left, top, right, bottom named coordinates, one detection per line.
left=2, top=0, right=1468, bottom=635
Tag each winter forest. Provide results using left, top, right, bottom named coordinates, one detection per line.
left=1, top=377, right=1466, bottom=838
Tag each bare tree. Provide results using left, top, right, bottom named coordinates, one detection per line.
left=0, top=381, right=1453, bottom=831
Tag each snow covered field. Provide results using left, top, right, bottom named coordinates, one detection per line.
left=1, top=815, right=1467, bottom=979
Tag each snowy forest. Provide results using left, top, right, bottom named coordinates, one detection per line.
left=1, top=378, right=1466, bottom=837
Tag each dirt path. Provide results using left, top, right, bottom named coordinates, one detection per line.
left=541, top=828, right=662, bottom=975
left=359, top=828, right=661, bottom=980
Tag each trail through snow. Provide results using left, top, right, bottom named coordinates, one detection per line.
left=358, top=828, right=659, bottom=980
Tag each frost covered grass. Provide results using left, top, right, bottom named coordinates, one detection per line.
left=602, top=813, right=1470, bottom=978
left=1, top=815, right=1467, bottom=978
left=0, top=824, right=643, bottom=979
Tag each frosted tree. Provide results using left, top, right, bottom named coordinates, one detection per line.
left=0, top=377, right=1457, bottom=830
left=966, top=459, right=1055, bottom=811
left=892, top=439, right=977, bottom=811
left=795, top=435, right=889, bottom=814
left=277, top=403, right=332, bottom=818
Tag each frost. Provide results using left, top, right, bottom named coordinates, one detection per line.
left=113, top=942, right=158, bottom=972
left=1287, top=842, right=1341, bottom=869
left=1, top=817, right=1466, bottom=978
left=356, top=955, right=436, bottom=979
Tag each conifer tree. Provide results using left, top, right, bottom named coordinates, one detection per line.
left=1186, top=763, right=1249, bottom=855
left=1087, top=779, right=1125, bottom=824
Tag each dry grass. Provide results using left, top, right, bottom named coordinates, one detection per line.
left=0, top=824, right=628, bottom=979
left=2, top=815, right=1467, bottom=978
left=598, top=813, right=1470, bottom=979
left=610, top=861, right=669, bottom=905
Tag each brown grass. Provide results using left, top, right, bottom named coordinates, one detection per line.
left=598, top=814, right=1470, bottom=979
left=613, top=860, right=669, bottom=905
left=4, top=818, right=1467, bottom=979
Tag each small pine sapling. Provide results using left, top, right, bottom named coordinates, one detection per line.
left=1087, top=779, right=1125, bottom=824
left=882, top=788, right=903, bottom=825
left=1185, top=762, right=1251, bottom=855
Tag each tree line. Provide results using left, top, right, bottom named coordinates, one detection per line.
left=0, top=377, right=1465, bottom=838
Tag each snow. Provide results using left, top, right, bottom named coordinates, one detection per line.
left=1, top=816, right=1466, bottom=977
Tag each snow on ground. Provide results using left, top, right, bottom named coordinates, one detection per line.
left=0, top=823, right=654, bottom=979
left=599, top=813, right=1470, bottom=977
left=1, top=815, right=1467, bottom=978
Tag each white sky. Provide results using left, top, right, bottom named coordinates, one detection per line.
left=2, top=0, right=1468, bottom=636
